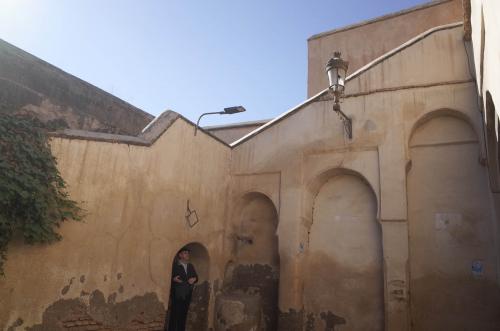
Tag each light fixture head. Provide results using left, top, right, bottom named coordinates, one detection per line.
left=223, top=106, right=246, bottom=114
left=326, top=51, right=349, bottom=93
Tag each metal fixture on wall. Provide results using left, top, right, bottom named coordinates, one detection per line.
left=326, top=51, right=352, bottom=139
left=185, top=199, right=199, bottom=228
left=194, top=106, right=246, bottom=135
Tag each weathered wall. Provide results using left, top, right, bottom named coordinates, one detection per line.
left=408, top=114, right=500, bottom=330
left=231, top=24, right=499, bottom=330
left=305, top=174, right=383, bottom=330
left=2, top=5, right=500, bottom=331
left=216, top=193, right=280, bottom=331
left=0, top=116, right=231, bottom=331
left=307, top=0, right=463, bottom=97
left=0, top=38, right=154, bottom=135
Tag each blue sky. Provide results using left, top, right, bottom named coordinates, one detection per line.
left=0, top=0, right=427, bottom=126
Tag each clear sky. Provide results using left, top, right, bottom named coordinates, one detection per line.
left=0, top=0, right=428, bottom=126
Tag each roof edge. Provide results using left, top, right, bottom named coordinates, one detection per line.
left=50, top=110, right=231, bottom=148
left=308, top=0, right=454, bottom=41
left=204, top=119, right=272, bottom=131
left=231, top=22, right=464, bottom=148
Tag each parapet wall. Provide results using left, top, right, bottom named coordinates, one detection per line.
left=307, top=0, right=463, bottom=97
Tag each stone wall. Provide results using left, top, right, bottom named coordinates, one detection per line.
left=0, top=39, right=153, bottom=135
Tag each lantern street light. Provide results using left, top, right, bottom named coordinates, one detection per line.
left=194, top=106, right=246, bottom=135
left=326, top=51, right=352, bottom=139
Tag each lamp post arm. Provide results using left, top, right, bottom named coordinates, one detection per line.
left=332, top=102, right=352, bottom=139
left=195, top=111, right=224, bottom=136
left=336, top=107, right=352, bottom=139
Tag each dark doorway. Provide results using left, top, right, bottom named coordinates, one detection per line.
left=166, top=242, right=210, bottom=331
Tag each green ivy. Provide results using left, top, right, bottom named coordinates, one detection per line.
left=0, top=114, right=83, bottom=275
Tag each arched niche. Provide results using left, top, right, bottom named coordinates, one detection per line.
left=222, top=192, right=280, bottom=331
left=234, top=192, right=279, bottom=266
left=407, top=111, right=500, bottom=330
left=168, top=242, right=210, bottom=331
left=304, top=167, right=380, bottom=224
left=304, top=172, right=384, bottom=331
left=406, top=108, right=485, bottom=159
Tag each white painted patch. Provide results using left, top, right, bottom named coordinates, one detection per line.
left=434, top=212, right=462, bottom=230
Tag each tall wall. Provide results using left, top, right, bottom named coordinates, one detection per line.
left=0, top=114, right=231, bottom=331
left=231, top=24, right=500, bottom=330
left=0, top=39, right=154, bottom=135
left=307, top=0, right=463, bottom=97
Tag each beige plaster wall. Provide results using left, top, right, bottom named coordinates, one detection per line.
left=307, top=0, right=463, bottom=97
left=408, top=115, right=499, bottom=330
left=1, top=9, right=499, bottom=331
left=231, top=25, right=499, bottom=330
left=305, top=174, right=383, bottom=330
left=0, top=118, right=231, bottom=330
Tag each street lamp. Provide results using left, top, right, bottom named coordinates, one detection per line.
left=194, top=106, right=246, bottom=135
left=326, top=51, right=352, bottom=139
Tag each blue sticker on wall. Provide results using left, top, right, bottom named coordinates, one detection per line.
left=471, top=260, right=483, bottom=278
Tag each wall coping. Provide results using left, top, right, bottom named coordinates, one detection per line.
left=308, top=0, right=455, bottom=41
left=50, top=110, right=231, bottom=147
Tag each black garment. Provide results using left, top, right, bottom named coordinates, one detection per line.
left=167, top=261, right=198, bottom=331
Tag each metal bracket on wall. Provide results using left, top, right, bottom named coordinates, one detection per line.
left=185, top=199, right=199, bottom=228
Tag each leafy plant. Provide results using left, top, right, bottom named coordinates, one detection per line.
left=0, top=114, right=83, bottom=275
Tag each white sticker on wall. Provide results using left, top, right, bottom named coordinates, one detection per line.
left=434, top=212, right=462, bottom=230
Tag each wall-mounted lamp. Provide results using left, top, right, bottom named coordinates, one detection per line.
left=326, top=51, right=352, bottom=139
left=194, top=106, right=246, bottom=135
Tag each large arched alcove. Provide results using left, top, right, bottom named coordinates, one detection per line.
left=304, top=172, right=384, bottom=331
left=218, top=192, right=280, bottom=331
left=407, top=111, right=500, bottom=330
left=167, top=242, right=210, bottom=331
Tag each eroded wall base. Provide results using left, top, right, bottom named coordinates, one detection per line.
left=25, top=290, right=165, bottom=331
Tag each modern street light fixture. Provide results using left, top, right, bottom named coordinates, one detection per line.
left=326, top=51, right=352, bottom=139
left=194, top=106, right=246, bottom=135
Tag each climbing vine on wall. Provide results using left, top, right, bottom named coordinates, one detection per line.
left=0, top=114, right=83, bottom=275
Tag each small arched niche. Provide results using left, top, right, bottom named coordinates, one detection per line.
left=234, top=192, right=279, bottom=266
left=167, top=242, right=210, bottom=331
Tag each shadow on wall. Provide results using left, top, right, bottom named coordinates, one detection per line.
left=215, top=192, right=280, bottom=331
left=485, top=92, right=500, bottom=191
left=166, top=242, right=210, bottom=331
